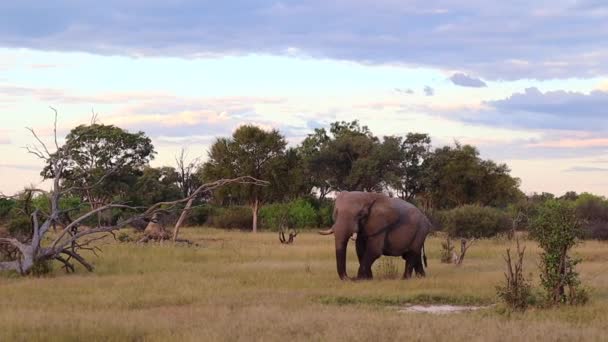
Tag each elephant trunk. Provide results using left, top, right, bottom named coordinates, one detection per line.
left=336, top=236, right=349, bottom=280
left=333, top=223, right=352, bottom=280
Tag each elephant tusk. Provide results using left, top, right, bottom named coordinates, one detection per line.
left=318, top=228, right=334, bottom=235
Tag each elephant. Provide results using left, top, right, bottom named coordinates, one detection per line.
left=319, top=191, right=432, bottom=280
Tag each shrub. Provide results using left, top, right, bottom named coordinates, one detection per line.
left=584, top=220, right=608, bottom=240
left=318, top=201, right=334, bottom=227
left=288, top=198, right=318, bottom=228
left=208, top=206, right=252, bottom=229
left=496, top=239, right=534, bottom=311
left=440, top=205, right=512, bottom=238
left=259, top=203, right=290, bottom=231
left=439, top=235, right=455, bottom=263
left=574, top=193, right=608, bottom=221
left=573, top=193, right=608, bottom=240
left=7, top=216, right=32, bottom=240
left=529, top=200, right=588, bottom=305
left=186, top=204, right=214, bottom=226
left=0, top=198, right=15, bottom=222
left=260, top=199, right=321, bottom=231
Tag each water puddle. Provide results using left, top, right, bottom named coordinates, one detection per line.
left=399, top=304, right=491, bottom=314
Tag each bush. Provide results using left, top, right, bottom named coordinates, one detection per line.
left=573, top=193, right=608, bottom=240
left=288, top=198, right=317, bottom=228
left=259, top=203, right=290, bottom=231
left=187, top=204, right=214, bottom=226
left=7, top=216, right=32, bottom=240
left=440, top=205, right=512, bottom=238
left=0, top=198, right=15, bottom=222
left=496, top=239, right=534, bottom=311
left=208, top=206, right=252, bottom=229
left=529, top=200, right=588, bottom=305
left=318, top=201, right=334, bottom=228
left=260, top=198, right=320, bottom=231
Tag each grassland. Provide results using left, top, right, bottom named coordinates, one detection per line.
left=1, top=228, right=607, bottom=341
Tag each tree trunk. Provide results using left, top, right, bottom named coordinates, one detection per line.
left=252, top=198, right=259, bottom=233
left=173, top=198, right=194, bottom=241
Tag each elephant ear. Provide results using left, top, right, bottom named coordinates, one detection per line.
left=363, top=196, right=400, bottom=236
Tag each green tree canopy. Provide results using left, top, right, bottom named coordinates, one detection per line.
left=43, top=124, right=155, bottom=209
left=423, top=142, right=522, bottom=209
left=199, top=125, right=288, bottom=232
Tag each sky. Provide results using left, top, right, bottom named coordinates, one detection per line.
left=1, top=0, right=608, bottom=196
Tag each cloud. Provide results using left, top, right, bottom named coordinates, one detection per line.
left=434, top=87, right=608, bottom=132
left=449, top=73, right=487, bottom=87
left=424, top=86, right=434, bottom=96
left=0, top=130, right=10, bottom=144
left=0, top=163, right=41, bottom=171
left=527, top=138, right=608, bottom=148
left=564, top=166, right=608, bottom=172
left=0, top=1, right=607, bottom=80
left=395, top=88, right=414, bottom=94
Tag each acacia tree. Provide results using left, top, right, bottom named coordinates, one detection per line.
left=200, top=125, right=287, bottom=232
left=43, top=123, right=155, bottom=210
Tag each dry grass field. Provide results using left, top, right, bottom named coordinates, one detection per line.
left=1, top=228, right=607, bottom=341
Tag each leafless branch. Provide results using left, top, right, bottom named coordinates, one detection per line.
left=50, top=106, right=60, bottom=150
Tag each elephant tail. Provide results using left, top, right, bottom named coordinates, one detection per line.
left=422, top=244, right=428, bottom=268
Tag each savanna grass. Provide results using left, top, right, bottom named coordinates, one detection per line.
left=0, top=228, right=606, bottom=341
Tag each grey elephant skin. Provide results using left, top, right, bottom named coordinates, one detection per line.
left=319, top=191, right=431, bottom=280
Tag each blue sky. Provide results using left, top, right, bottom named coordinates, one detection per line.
left=1, top=1, right=608, bottom=196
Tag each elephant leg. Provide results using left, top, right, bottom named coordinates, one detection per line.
left=358, top=238, right=383, bottom=279
left=356, top=235, right=367, bottom=278
left=402, top=252, right=416, bottom=279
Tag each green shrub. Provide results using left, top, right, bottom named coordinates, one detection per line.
left=573, top=193, right=608, bottom=240
left=318, top=201, right=334, bottom=227
left=440, top=205, right=512, bottom=238
left=260, top=199, right=320, bottom=231
left=208, top=206, right=252, bottom=229
left=7, top=216, right=32, bottom=239
left=259, top=203, right=290, bottom=231
left=187, top=205, right=214, bottom=226
left=288, top=198, right=317, bottom=228
left=0, top=198, right=15, bottom=222
left=529, top=200, right=587, bottom=305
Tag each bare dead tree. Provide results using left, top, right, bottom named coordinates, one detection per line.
left=278, top=228, right=298, bottom=244
left=175, top=148, right=201, bottom=198
left=0, top=112, right=268, bottom=275
left=453, top=238, right=476, bottom=265
left=497, top=237, right=532, bottom=310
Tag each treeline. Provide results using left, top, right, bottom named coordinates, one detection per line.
left=1, top=120, right=607, bottom=240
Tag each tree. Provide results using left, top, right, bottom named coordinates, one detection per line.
left=175, top=148, right=201, bottom=198
left=129, top=167, right=182, bottom=206
left=529, top=200, right=588, bottom=305
left=43, top=123, right=156, bottom=210
left=423, top=142, right=522, bottom=209
left=385, top=133, right=431, bottom=201
left=1, top=112, right=267, bottom=274
left=200, top=125, right=287, bottom=232
left=298, top=128, right=332, bottom=199
left=301, top=120, right=401, bottom=194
